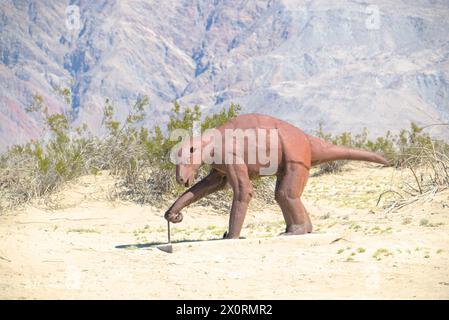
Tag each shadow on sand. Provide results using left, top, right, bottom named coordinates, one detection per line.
left=115, top=237, right=229, bottom=250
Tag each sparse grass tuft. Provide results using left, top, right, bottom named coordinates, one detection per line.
left=320, top=212, right=330, bottom=220
left=419, top=219, right=444, bottom=227
left=402, top=217, right=412, bottom=225
left=372, top=248, right=393, bottom=261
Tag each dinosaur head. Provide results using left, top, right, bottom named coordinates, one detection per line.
left=175, top=136, right=203, bottom=188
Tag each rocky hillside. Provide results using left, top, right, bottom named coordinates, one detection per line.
left=1, top=0, right=449, bottom=151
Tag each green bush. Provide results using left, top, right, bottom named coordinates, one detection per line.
left=115, top=102, right=242, bottom=205
left=315, top=122, right=449, bottom=172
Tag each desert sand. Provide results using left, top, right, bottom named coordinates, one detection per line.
left=0, top=163, right=448, bottom=299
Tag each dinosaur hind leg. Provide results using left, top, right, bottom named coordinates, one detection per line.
left=275, top=162, right=312, bottom=235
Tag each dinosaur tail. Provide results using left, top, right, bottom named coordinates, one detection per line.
left=307, top=135, right=389, bottom=166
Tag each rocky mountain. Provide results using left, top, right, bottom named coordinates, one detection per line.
left=1, top=0, right=449, bottom=152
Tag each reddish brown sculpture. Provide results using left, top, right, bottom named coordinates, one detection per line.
left=164, top=114, right=388, bottom=239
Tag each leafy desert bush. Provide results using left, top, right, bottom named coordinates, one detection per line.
left=113, top=101, right=243, bottom=206
left=315, top=122, right=449, bottom=173
left=1, top=92, right=102, bottom=209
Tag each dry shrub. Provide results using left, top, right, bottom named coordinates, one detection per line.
left=378, top=140, right=449, bottom=213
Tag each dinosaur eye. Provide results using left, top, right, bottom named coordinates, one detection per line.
left=190, top=147, right=194, bottom=153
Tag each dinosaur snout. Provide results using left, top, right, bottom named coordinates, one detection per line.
left=176, top=175, right=191, bottom=187
left=177, top=175, right=185, bottom=184
left=176, top=171, right=196, bottom=187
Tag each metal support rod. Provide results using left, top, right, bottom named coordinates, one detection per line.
left=167, top=220, right=171, bottom=244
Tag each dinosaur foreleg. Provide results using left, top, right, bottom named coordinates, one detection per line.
left=275, top=162, right=312, bottom=235
left=165, top=170, right=227, bottom=223
left=224, top=164, right=253, bottom=239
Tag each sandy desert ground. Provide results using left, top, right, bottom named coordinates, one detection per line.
left=0, top=163, right=448, bottom=299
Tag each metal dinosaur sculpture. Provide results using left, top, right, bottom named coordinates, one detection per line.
left=164, top=114, right=388, bottom=239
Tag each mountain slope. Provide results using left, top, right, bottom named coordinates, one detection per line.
left=1, top=0, right=448, bottom=152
